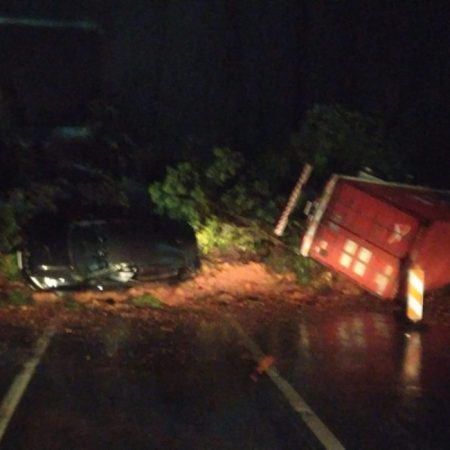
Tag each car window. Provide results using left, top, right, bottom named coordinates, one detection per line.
left=69, top=222, right=109, bottom=276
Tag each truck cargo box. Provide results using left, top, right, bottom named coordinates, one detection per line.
left=301, top=176, right=450, bottom=299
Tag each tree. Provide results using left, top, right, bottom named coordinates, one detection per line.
left=291, top=104, right=410, bottom=182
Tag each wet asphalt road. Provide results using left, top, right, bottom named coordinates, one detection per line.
left=0, top=300, right=449, bottom=449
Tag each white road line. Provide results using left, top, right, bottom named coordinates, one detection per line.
left=0, top=324, right=57, bottom=442
left=227, top=315, right=346, bottom=450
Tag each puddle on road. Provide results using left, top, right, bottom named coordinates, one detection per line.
left=182, top=305, right=450, bottom=403
left=230, top=310, right=449, bottom=392
left=218, top=308, right=450, bottom=449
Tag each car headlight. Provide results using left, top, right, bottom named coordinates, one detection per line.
left=29, top=276, right=68, bottom=289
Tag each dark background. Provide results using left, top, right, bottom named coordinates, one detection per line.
left=0, top=1, right=448, bottom=186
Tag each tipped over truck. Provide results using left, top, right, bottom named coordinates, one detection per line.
left=301, top=175, right=450, bottom=299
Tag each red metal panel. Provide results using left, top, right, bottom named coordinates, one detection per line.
left=415, top=221, right=450, bottom=290
left=324, top=181, right=420, bottom=258
left=349, top=180, right=450, bottom=221
left=310, top=220, right=400, bottom=299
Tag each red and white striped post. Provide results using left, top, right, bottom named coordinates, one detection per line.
left=274, top=163, right=313, bottom=237
left=407, top=265, right=424, bottom=322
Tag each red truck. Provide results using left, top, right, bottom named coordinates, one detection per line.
left=300, top=175, right=450, bottom=299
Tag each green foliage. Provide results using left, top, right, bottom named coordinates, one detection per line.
left=291, top=103, right=408, bottom=181
left=205, top=147, right=244, bottom=185
left=0, top=253, right=20, bottom=281
left=0, top=99, right=135, bottom=235
left=149, top=161, right=208, bottom=227
left=0, top=204, right=20, bottom=252
left=0, top=183, right=63, bottom=252
left=148, top=147, right=252, bottom=230
left=3, top=289, right=32, bottom=307
left=149, top=147, right=255, bottom=227
left=196, top=216, right=259, bottom=255
left=131, top=293, right=163, bottom=309
left=220, top=179, right=279, bottom=225
left=1, top=173, right=130, bottom=253
left=292, top=256, right=322, bottom=285
left=264, top=245, right=323, bottom=286
left=262, top=219, right=323, bottom=285
left=149, top=147, right=281, bottom=256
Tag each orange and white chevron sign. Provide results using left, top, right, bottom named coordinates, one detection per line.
left=407, top=265, right=424, bottom=322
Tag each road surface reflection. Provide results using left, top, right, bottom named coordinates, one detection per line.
left=193, top=306, right=450, bottom=450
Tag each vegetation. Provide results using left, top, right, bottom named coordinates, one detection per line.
left=147, top=104, right=407, bottom=283
left=290, top=103, right=410, bottom=183
left=148, top=146, right=322, bottom=283
left=131, top=293, right=163, bottom=309
left=0, top=252, right=20, bottom=281
left=0, top=204, right=20, bottom=253
left=149, top=147, right=281, bottom=257
left=0, top=289, right=32, bottom=307
left=0, top=100, right=410, bottom=292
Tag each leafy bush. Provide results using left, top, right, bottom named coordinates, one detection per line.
left=149, top=147, right=281, bottom=256
left=149, top=161, right=208, bottom=227
left=263, top=242, right=322, bottom=285
left=205, top=147, right=244, bottom=185
left=196, top=216, right=259, bottom=255
left=0, top=183, right=63, bottom=253
left=0, top=253, right=20, bottom=281
left=292, top=256, right=323, bottom=285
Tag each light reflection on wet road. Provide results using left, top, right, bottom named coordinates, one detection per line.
left=248, top=309, right=450, bottom=450
left=0, top=303, right=449, bottom=449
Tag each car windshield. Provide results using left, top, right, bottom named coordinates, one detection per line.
left=69, top=221, right=109, bottom=277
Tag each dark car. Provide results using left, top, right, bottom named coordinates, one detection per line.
left=17, top=215, right=200, bottom=290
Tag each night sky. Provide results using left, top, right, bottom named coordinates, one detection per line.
left=0, top=1, right=448, bottom=186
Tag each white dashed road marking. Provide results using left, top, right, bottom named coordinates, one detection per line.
left=227, top=315, right=346, bottom=450
left=0, top=324, right=56, bottom=442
